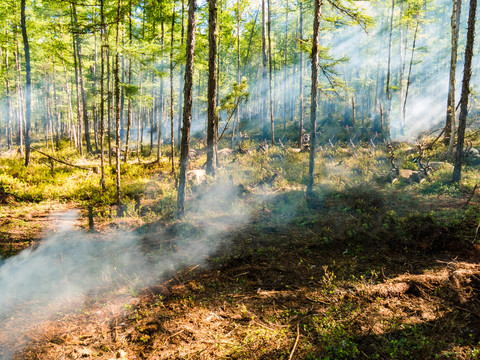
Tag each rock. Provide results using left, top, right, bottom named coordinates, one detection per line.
left=217, top=148, right=233, bottom=158
left=187, top=169, right=206, bottom=185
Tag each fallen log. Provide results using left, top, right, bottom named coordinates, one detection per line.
left=33, top=149, right=97, bottom=172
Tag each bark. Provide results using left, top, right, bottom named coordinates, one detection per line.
left=261, top=0, right=268, bottom=139
left=158, top=17, right=165, bottom=163
left=402, top=16, right=420, bottom=124
left=453, top=0, right=477, bottom=183
left=115, top=0, right=123, bottom=205
left=21, top=0, right=31, bottom=167
left=100, top=0, right=106, bottom=190
left=170, top=4, right=176, bottom=173
left=232, top=0, right=241, bottom=147
left=63, top=60, right=75, bottom=148
left=4, top=31, right=12, bottom=150
left=385, top=0, right=395, bottom=126
left=177, top=0, right=185, bottom=150
left=306, top=0, right=322, bottom=202
left=445, top=0, right=462, bottom=150
left=283, top=1, right=288, bottom=135
left=125, top=0, right=133, bottom=163
left=206, top=0, right=218, bottom=176
left=177, top=0, right=197, bottom=217
left=72, top=5, right=83, bottom=155
left=93, top=14, right=99, bottom=153
left=267, top=0, right=274, bottom=144
left=107, top=45, right=112, bottom=165
left=14, top=22, right=24, bottom=156
left=298, top=0, right=304, bottom=147
left=73, top=3, right=92, bottom=153
left=52, top=56, right=60, bottom=149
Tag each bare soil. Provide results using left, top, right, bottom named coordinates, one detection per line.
left=4, top=187, right=480, bottom=360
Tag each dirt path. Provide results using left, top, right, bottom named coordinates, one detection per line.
left=0, top=202, right=82, bottom=255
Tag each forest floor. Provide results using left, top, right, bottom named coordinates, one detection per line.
left=1, top=139, right=480, bottom=359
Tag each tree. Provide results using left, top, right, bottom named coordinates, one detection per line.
left=306, top=0, right=321, bottom=203
left=21, top=0, right=31, bottom=167
left=114, top=0, right=123, bottom=206
left=177, top=0, right=197, bottom=217
left=206, top=0, right=218, bottom=176
left=453, top=0, right=477, bottom=183
left=445, top=0, right=462, bottom=154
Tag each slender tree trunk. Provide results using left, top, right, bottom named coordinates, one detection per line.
left=206, top=0, right=218, bottom=176
left=177, top=0, right=197, bottom=217
left=306, top=0, right=322, bottom=202
left=386, top=0, right=395, bottom=129
left=21, top=0, right=31, bottom=167
left=158, top=18, right=165, bottom=163
left=52, top=56, right=60, bottom=149
left=100, top=0, right=106, bottom=190
left=267, top=0, right=274, bottom=144
left=453, top=0, right=477, bottom=183
left=445, top=0, right=462, bottom=152
left=63, top=60, right=75, bottom=148
left=93, top=15, right=99, bottom=153
left=115, top=0, right=123, bottom=206
left=125, top=0, right=133, bottom=163
left=107, top=47, right=112, bottom=165
left=137, top=69, right=143, bottom=159
left=298, top=0, right=304, bottom=147
left=402, top=16, right=420, bottom=124
left=261, top=0, right=268, bottom=140
left=14, top=22, right=24, bottom=155
left=231, top=0, right=242, bottom=147
left=72, top=6, right=83, bottom=155
left=4, top=31, right=12, bottom=150
left=283, top=2, right=288, bottom=135
left=73, top=3, right=92, bottom=154
left=170, top=4, right=176, bottom=173
left=177, top=0, right=185, bottom=150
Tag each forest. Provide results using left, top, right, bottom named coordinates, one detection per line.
left=2, top=0, right=480, bottom=358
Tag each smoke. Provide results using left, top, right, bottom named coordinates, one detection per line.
left=0, top=180, right=252, bottom=359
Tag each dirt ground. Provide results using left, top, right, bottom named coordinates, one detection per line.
left=2, top=187, right=480, bottom=360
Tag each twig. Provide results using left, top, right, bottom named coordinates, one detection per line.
left=288, top=323, right=300, bottom=360
left=463, top=184, right=478, bottom=209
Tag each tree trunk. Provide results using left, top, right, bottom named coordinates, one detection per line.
left=402, top=16, right=420, bottom=125
left=267, top=0, right=274, bottom=144
left=72, top=5, right=83, bottom=155
left=385, top=0, right=395, bottom=129
left=63, top=60, right=76, bottom=148
left=445, top=0, right=462, bottom=151
left=4, top=31, right=12, bottom=150
left=306, top=0, right=322, bottom=203
left=206, top=0, right=218, bottom=176
left=73, top=3, right=92, bottom=154
left=261, top=0, right=268, bottom=140
left=115, top=0, right=123, bottom=205
left=453, top=0, right=477, bottom=183
left=107, top=47, right=112, bottom=165
left=100, top=0, right=106, bottom=190
left=298, top=0, right=304, bottom=147
left=283, top=1, right=288, bottom=135
left=158, top=17, right=165, bottom=163
left=232, top=0, right=241, bottom=147
left=177, top=0, right=185, bottom=150
left=170, top=4, right=176, bottom=174
left=177, top=0, right=197, bottom=217
left=125, top=0, right=133, bottom=163
left=21, top=0, right=31, bottom=167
